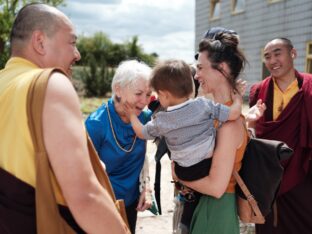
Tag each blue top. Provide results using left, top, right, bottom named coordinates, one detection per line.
left=85, top=98, right=151, bottom=206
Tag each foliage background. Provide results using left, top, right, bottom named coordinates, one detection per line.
left=0, top=0, right=158, bottom=98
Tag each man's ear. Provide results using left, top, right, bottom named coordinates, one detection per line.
left=31, top=30, right=46, bottom=55
left=290, top=48, right=297, bottom=59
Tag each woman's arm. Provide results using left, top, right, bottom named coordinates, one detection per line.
left=180, top=119, right=244, bottom=198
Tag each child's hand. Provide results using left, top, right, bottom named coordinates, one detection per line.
left=236, top=79, right=247, bottom=96
left=123, top=101, right=136, bottom=117
left=231, top=91, right=243, bottom=105
left=246, top=99, right=266, bottom=122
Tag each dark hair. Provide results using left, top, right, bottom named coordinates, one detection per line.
left=10, top=3, right=61, bottom=52
left=274, top=37, right=294, bottom=51
left=203, top=27, right=238, bottom=40
left=190, top=65, right=200, bottom=97
left=150, top=59, right=193, bottom=98
left=198, top=32, right=247, bottom=92
left=195, top=27, right=238, bottom=60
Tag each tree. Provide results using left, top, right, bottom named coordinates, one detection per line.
left=77, top=33, right=158, bottom=68
left=127, top=35, right=140, bottom=59
left=0, top=0, right=65, bottom=68
left=76, top=32, right=158, bottom=97
left=125, top=36, right=157, bottom=66
left=83, top=54, right=114, bottom=97
left=77, top=32, right=112, bottom=66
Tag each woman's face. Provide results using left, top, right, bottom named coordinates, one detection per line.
left=195, top=51, right=221, bottom=94
left=118, top=78, right=152, bottom=116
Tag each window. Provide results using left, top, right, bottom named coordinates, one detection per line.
left=261, top=48, right=270, bottom=80
left=210, top=0, right=221, bottom=20
left=267, top=0, right=284, bottom=4
left=232, top=0, right=245, bottom=14
left=262, top=63, right=271, bottom=80
left=306, top=41, right=312, bottom=74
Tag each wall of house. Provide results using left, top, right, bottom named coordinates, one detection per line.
left=195, top=0, right=312, bottom=86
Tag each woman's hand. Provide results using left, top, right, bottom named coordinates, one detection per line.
left=136, top=188, right=152, bottom=212
left=171, top=161, right=178, bottom=181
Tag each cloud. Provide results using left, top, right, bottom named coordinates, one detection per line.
left=68, top=0, right=121, bottom=4
left=60, top=0, right=194, bottom=63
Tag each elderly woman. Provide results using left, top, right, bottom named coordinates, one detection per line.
left=85, top=60, right=153, bottom=233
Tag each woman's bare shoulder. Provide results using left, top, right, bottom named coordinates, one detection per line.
left=218, top=116, right=245, bottom=146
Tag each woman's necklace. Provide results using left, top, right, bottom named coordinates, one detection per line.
left=107, top=104, right=137, bottom=153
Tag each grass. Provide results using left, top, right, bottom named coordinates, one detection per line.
left=80, top=97, right=108, bottom=118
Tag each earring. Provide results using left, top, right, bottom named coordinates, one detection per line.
left=115, top=95, right=121, bottom=102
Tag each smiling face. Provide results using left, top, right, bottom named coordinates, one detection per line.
left=116, top=77, right=152, bottom=116
left=195, top=51, right=223, bottom=95
left=43, top=16, right=81, bottom=77
left=263, top=39, right=296, bottom=80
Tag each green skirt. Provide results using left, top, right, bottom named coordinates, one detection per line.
left=190, top=193, right=239, bottom=234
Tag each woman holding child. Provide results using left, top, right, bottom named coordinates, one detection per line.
left=176, top=32, right=249, bottom=234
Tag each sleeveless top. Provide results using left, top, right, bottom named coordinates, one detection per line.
left=225, top=115, right=248, bottom=193
left=0, top=57, right=65, bottom=204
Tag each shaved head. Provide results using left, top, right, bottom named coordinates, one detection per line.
left=10, top=3, right=68, bottom=53
left=265, top=38, right=294, bottom=52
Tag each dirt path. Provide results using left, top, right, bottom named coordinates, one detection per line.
left=136, top=142, right=174, bottom=234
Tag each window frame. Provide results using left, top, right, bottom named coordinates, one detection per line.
left=267, top=0, right=284, bottom=5
left=261, top=48, right=270, bottom=80
left=305, top=41, right=312, bottom=74
left=210, top=0, right=221, bottom=21
left=231, top=0, right=246, bottom=15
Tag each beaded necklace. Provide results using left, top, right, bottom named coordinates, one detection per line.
left=107, top=104, right=137, bottom=153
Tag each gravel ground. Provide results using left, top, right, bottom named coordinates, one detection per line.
left=136, top=142, right=174, bottom=234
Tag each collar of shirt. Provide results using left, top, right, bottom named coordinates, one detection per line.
left=167, top=98, right=192, bottom=111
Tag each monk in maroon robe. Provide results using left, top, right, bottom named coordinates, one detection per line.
left=249, top=38, right=312, bottom=234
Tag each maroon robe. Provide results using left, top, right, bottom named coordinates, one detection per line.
left=0, top=168, right=85, bottom=234
left=249, top=71, right=312, bottom=234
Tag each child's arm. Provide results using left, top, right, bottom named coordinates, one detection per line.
left=129, top=113, right=145, bottom=139
left=228, top=92, right=242, bottom=120
left=123, top=102, right=146, bottom=139
left=236, top=79, right=247, bottom=96
left=226, top=79, right=247, bottom=121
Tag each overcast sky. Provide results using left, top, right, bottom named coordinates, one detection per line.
left=60, top=0, right=195, bottom=63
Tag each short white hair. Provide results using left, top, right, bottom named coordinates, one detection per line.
left=111, top=60, right=152, bottom=96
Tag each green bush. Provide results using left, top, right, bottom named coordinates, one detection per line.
left=78, top=54, right=114, bottom=97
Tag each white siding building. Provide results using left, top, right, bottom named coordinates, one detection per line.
left=195, top=0, right=312, bottom=85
